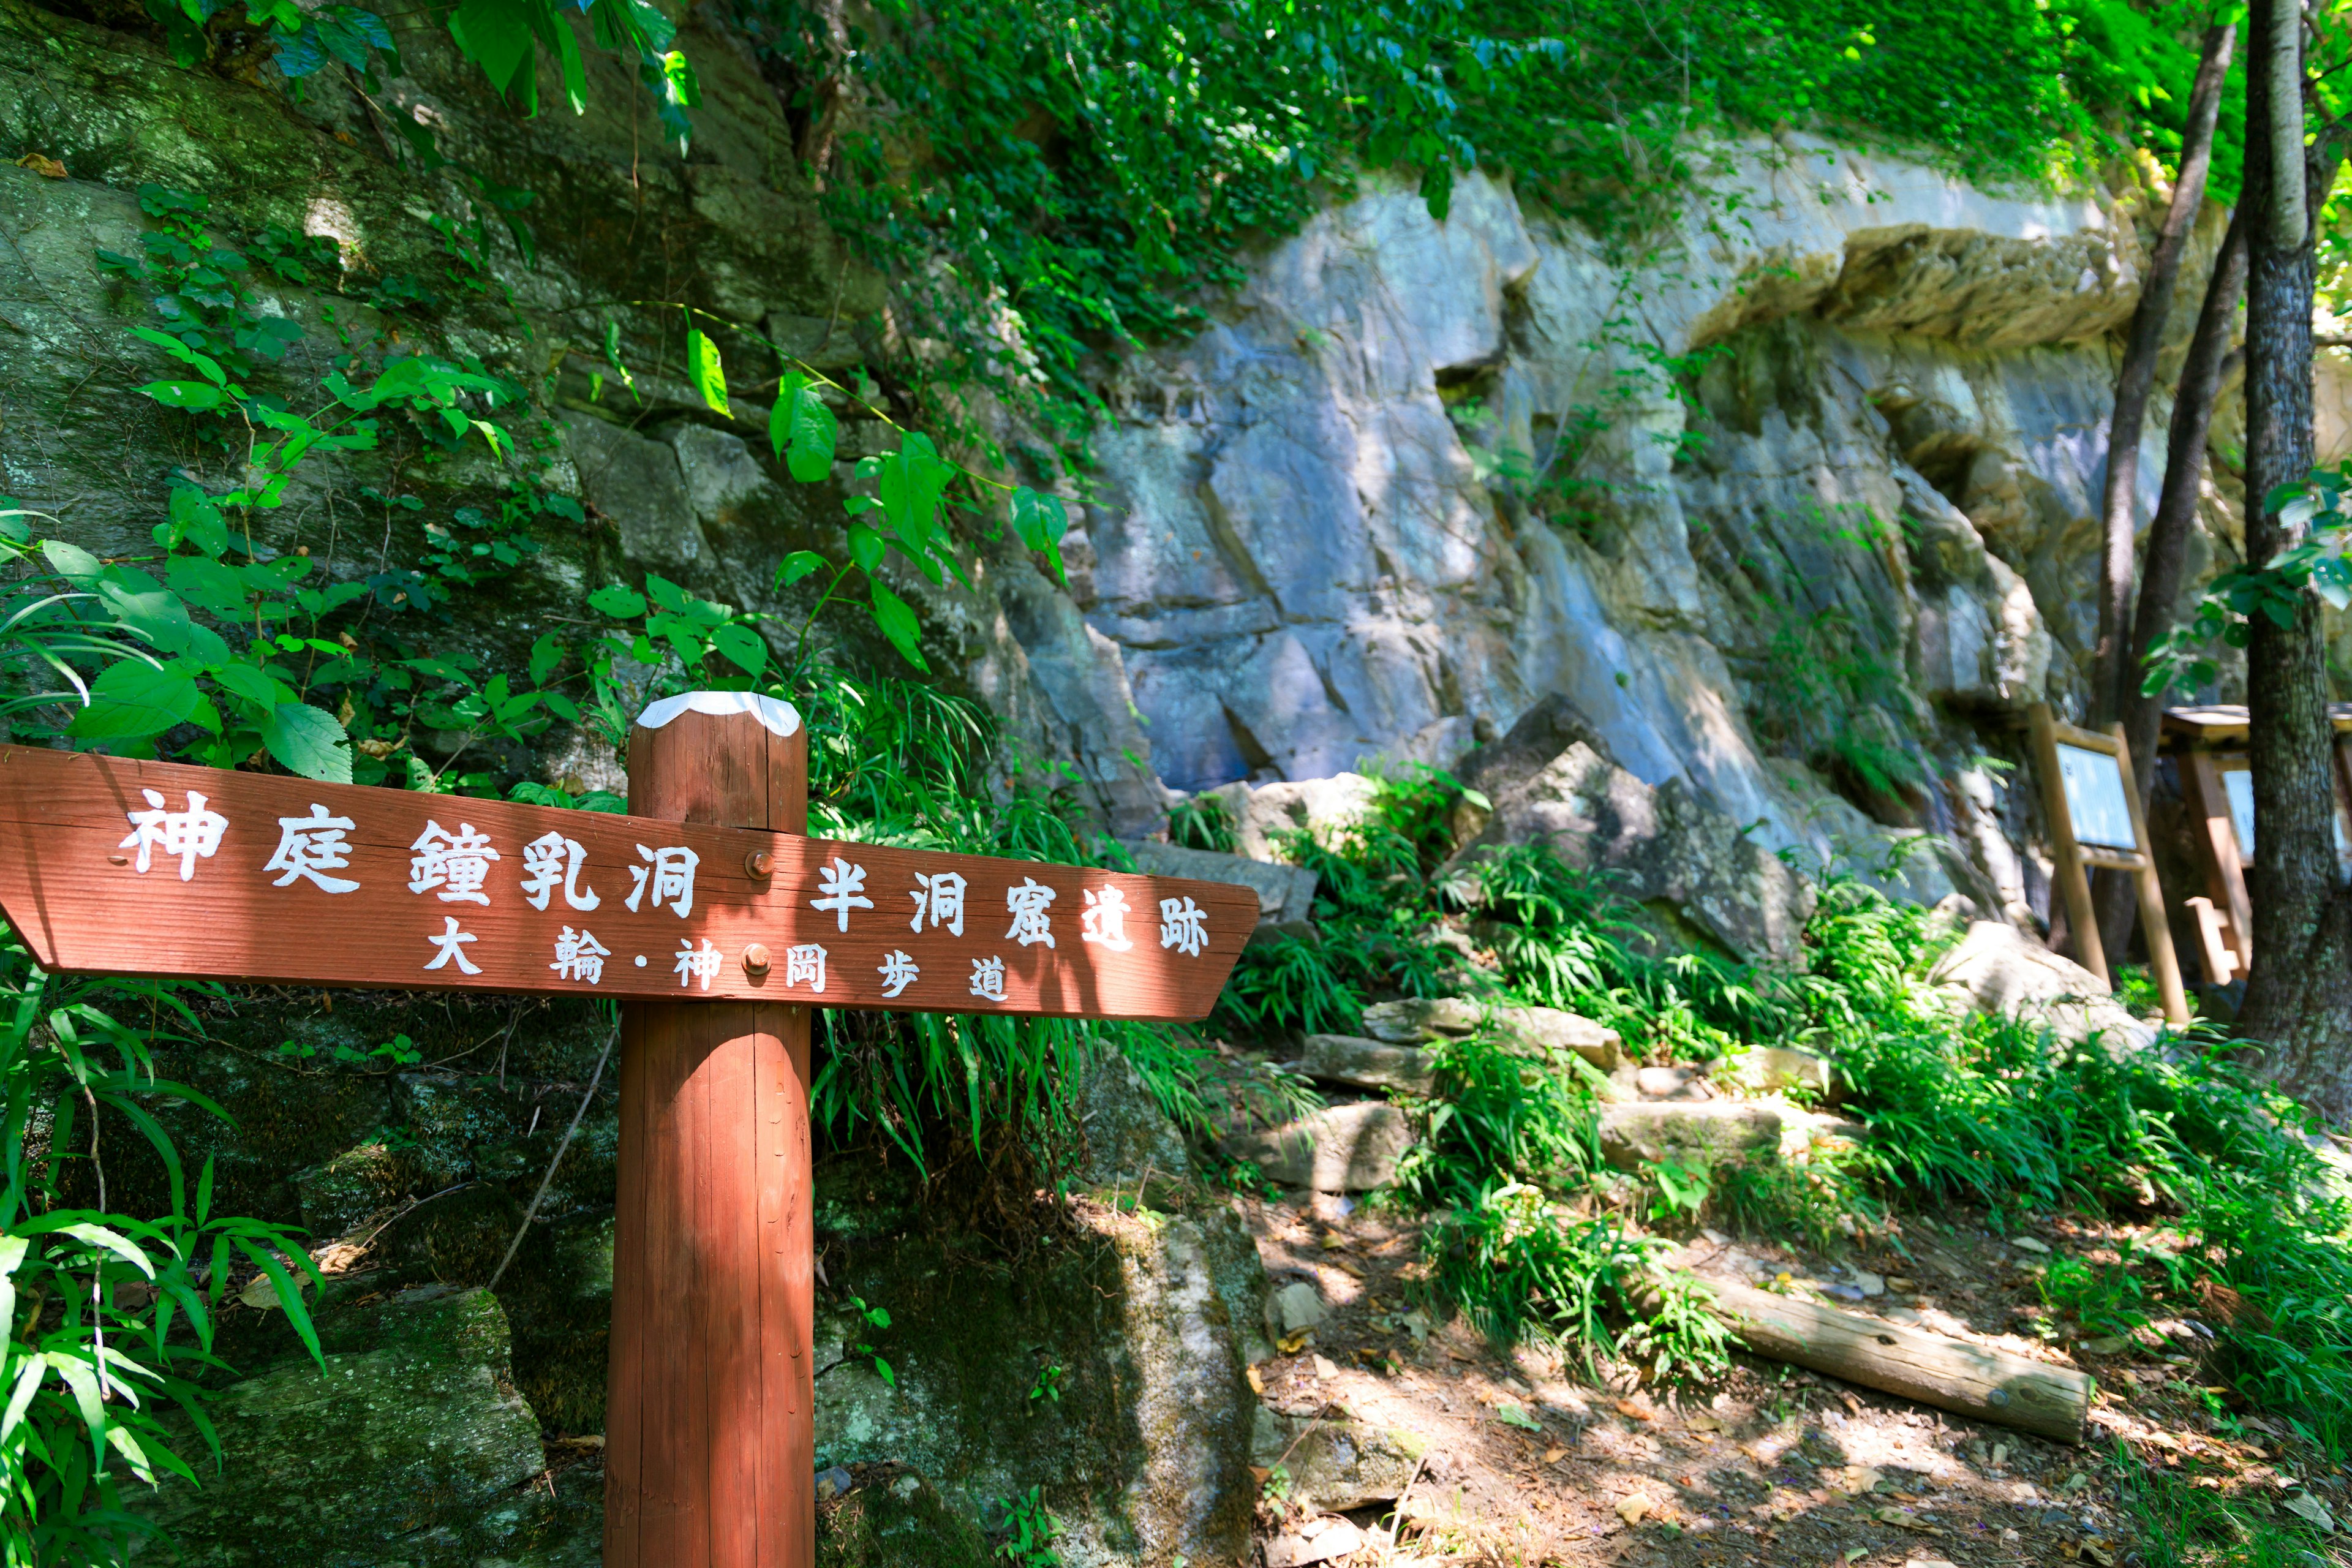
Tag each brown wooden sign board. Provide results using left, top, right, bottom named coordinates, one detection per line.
left=0, top=746, right=1253, bottom=1022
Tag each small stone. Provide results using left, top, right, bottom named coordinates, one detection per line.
left=1731, top=1045, right=1838, bottom=1099
left=2010, top=1236, right=2052, bottom=1254
left=1311, top=1354, right=1340, bottom=1381
left=1852, top=1270, right=1887, bottom=1297
left=1268, top=1280, right=1328, bottom=1338
left=815, top=1465, right=854, bottom=1501
left=2081, top=1334, right=2130, bottom=1355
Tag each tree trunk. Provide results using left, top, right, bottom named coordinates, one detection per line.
left=2234, top=0, right=2352, bottom=1114
left=2087, top=26, right=2236, bottom=965
left=2094, top=22, right=2237, bottom=728
left=2119, top=210, right=2247, bottom=805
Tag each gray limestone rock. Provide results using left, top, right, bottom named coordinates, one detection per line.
left=1219, top=1102, right=1414, bottom=1191
left=1359, top=997, right=1484, bottom=1044
left=1266, top=1280, right=1329, bottom=1338
left=1731, top=1045, right=1840, bottom=1101
left=1124, top=840, right=1321, bottom=925
left=1298, top=1035, right=1434, bottom=1095
left=1251, top=1408, right=1425, bottom=1511
left=1457, top=697, right=1817, bottom=962
left=1073, top=1049, right=1195, bottom=1188
left=129, top=1286, right=597, bottom=1566
left=1597, top=1102, right=1784, bottom=1172
left=1929, top=921, right=2157, bottom=1050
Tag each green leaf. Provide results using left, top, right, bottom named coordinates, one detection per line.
left=868, top=582, right=927, bottom=672
left=769, top=373, right=839, bottom=482
left=128, top=326, right=227, bottom=387
left=259, top=701, right=353, bottom=784
left=69, top=661, right=199, bottom=739
left=687, top=327, right=729, bottom=417
left=1010, top=487, right=1069, bottom=584
left=209, top=662, right=287, bottom=709
left=141, top=380, right=227, bottom=411
left=643, top=573, right=691, bottom=614
left=777, top=550, right=828, bottom=587
left=709, top=622, right=767, bottom=677
left=587, top=584, right=647, bottom=619
left=846, top=524, right=886, bottom=574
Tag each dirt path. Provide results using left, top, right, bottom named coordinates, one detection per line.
left=1238, top=1194, right=2330, bottom=1567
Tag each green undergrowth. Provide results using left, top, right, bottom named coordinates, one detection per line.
left=1211, top=767, right=2352, bottom=1452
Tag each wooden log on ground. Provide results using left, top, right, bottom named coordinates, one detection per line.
left=1689, top=1275, right=2092, bottom=1444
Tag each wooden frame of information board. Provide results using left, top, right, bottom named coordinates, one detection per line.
left=2157, top=703, right=2352, bottom=986
left=2026, top=703, right=2189, bottom=1025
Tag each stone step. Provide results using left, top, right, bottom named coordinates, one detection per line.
left=1359, top=997, right=1623, bottom=1072
left=1597, top=1100, right=1784, bottom=1170
left=1298, top=1033, right=1434, bottom=1094
left=1218, top=1101, right=1414, bottom=1192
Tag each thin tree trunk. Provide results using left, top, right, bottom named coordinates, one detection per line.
left=2094, top=22, right=2237, bottom=728
left=2119, top=209, right=2247, bottom=811
left=2234, top=0, right=2352, bottom=1114
left=2089, top=24, right=2236, bottom=965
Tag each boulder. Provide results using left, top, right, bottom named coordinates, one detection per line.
left=1597, top=1102, right=1783, bottom=1171
left=1219, top=1102, right=1415, bottom=1191
left=1225, top=774, right=1381, bottom=862
left=813, top=1195, right=1268, bottom=1566
left=1503, top=1006, right=1626, bottom=1073
left=1929, top=921, right=2157, bottom=1050
left=1252, top=1409, right=1424, bottom=1512
left=1454, top=697, right=1816, bottom=962
left=1124, top=840, right=1320, bottom=926
left=1073, top=1049, right=1196, bottom=1188
left=129, top=1285, right=599, bottom=1566
left=1299, top=1034, right=1434, bottom=1094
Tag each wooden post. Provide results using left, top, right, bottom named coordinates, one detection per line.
left=2109, top=722, right=2191, bottom=1025
left=2028, top=703, right=2107, bottom=984
left=606, top=693, right=813, bottom=1568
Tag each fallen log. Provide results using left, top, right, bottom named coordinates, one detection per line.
left=1688, top=1275, right=2092, bottom=1444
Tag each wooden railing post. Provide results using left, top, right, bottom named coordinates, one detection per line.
left=606, top=692, right=813, bottom=1568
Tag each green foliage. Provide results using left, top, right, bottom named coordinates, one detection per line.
left=990, top=1485, right=1062, bottom=1567
left=0, top=942, right=322, bottom=1564
left=1166, top=795, right=1235, bottom=854
left=2146, top=461, right=2352, bottom=696
left=844, top=1294, right=894, bottom=1389
left=745, top=0, right=2199, bottom=442
left=1025, top=1363, right=1063, bottom=1406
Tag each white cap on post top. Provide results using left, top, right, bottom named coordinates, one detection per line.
left=635, top=690, right=802, bottom=739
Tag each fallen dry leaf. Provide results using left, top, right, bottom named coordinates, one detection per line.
left=1246, top=1366, right=1265, bottom=1395
left=15, top=154, right=66, bottom=179
left=1613, top=1397, right=1657, bottom=1422
left=1278, top=1330, right=1312, bottom=1354
left=1616, top=1494, right=1653, bottom=1526
left=1542, top=1447, right=1566, bottom=1463
left=1874, top=1506, right=1940, bottom=1534
left=1686, top=1410, right=1723, bottom=1431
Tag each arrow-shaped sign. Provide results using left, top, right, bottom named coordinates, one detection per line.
left=0, top=746, right=1252, bottom=1020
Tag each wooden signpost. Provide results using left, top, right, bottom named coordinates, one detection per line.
left=0, top=690, right=1255, bottom=1568
left=2026, top=703, right=2189, bottom=1025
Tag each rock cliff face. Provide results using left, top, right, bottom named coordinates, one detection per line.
left=1061, top=143, right=2304, bottom=925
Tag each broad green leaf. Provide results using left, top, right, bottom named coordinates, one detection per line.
left=846, top=524, right=886, bottom=574
left=644, top=574, right=691, bottom=614
left=868, top=582, right=927, bottom=671
left=1010, top=487, right=1069, bottom=584
left=777, top=549, right=828, bottom=587
left=40, top=540, right=102, bottom=584
left=142, top=380, right=227, bottom=411
left=69, top=662, right=199, bottom=739
left=587, top=584, right=647, bottom=619
left=687, top=328, right=729, bottom=417
left=769, top=373, right=838, bottom=483
left=44, top=1353, right=105, bottom=1453
left=56, top=1222, right=156, bottom=1279
left=529, top=633, right=567, bottom=687
left=208, top=662, right=286, bottom=709
left=259, top=701, right=354, bottom=784
left=709, top=622, right=767, bottom=677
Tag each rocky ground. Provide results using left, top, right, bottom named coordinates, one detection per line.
left=1234, top=1188, right=2334, bottom=1568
